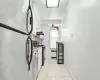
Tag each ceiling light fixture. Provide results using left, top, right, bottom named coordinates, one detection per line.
left=46, top=0, right=60, bottom=8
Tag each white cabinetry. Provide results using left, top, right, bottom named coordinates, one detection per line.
left=32, top=50, right=38, bottom=80
left=38, top=47, right=42, bottom=71
left=32, top=47, right=42, bottom=80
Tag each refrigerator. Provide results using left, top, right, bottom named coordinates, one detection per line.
left=0, top=0, right=34, bottom=80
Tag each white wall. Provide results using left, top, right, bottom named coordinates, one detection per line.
left=61, top=0, right=100, bottom=80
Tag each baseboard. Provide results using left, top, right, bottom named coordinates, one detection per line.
left=64, top=65, right=76, bottom=80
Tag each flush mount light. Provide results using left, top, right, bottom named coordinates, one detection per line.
left=46, top=0, right=60, bottom=8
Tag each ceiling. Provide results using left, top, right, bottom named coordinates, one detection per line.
left=34, top=0, right=69, bottom=20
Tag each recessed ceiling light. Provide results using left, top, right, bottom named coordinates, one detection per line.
left=46, top=0, right=60, bottom=8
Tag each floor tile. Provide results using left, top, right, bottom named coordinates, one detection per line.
left=37, top=59, right=73, bottom=80
left=55, top=77, right=73, bottom=80
left=44, top=76, right=55, bottom=80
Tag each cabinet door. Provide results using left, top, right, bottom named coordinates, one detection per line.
left=32, top=52, right=38, bottom=80
left=38, top=48, right=42, bottom=71
left=36, top=51, right=38, bottom=74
